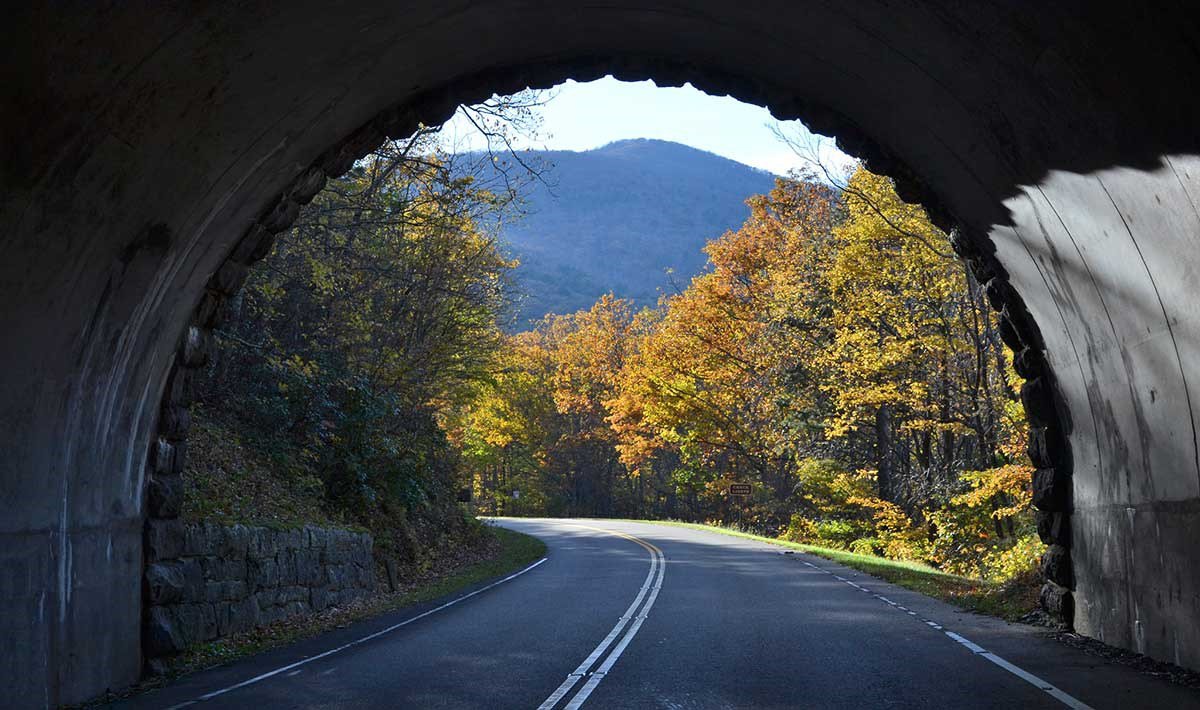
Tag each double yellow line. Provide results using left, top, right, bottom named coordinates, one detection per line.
left=537, top=523, right=666, bottom=710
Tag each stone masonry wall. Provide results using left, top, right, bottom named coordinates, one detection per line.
left=143, top=522, right=375, bottom=661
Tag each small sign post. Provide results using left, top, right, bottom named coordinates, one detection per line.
left=728, top=483, right=751, bottom=528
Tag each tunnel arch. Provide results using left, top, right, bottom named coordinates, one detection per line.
left=4, top=3, right=1200, bottom=704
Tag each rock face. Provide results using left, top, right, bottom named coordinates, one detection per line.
left=142, top=523, right=375, bottom=659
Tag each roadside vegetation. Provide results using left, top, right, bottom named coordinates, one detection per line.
left=628, top=520, right=1038, bottom=621
left=455, top=165, right=1040, bottom=602
left=186, top=87, right=1041, bottom=635
left=186, top=93, right=546, bottom=583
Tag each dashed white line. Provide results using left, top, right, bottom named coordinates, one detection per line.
left=944, top=632, right=1094, bottom=709
left=797, top=556, right=1094, bottom=709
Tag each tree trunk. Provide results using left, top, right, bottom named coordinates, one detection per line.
left=876, top=404, right=894, bottom=501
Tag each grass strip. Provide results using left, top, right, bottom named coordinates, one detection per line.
left=620, top=519, right=1039, bottom=621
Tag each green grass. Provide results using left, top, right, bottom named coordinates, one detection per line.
left=621, top=519, right=1039, bottom=621
left=84, top=526, right=546, bottom=708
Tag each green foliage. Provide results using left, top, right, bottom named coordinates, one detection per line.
left=193, top=126, right=523, bottom=563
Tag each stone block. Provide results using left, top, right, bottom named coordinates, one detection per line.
left=282, top=527, right=306, bottom=551
left=248, top=528, right=277, bottom=558
left=163, top=365, right=196, bottom=408
left=249, top=558, right=279, bottom=591
left=204, top=581, right=237, bottom=603
left=261, top=197, right=300, bottom=233
left=219, top=597, right=258, bottom=636
left=179, top=326, right=212, bottom=369
left=209, top=260, right=249, bottom=295
left=158, top=403, right=191, bottom=442
left=325, top=565, right=348, bottom=589
left=295, top=549, right=322, bottom=586
left=258, top=605, right=286, bottom=626
left=228, top=223, right=276, bottom=264
left=318, top=124, right=385, bottom=177
left=288, top=166, right=328, bottom=206
left=1040, top=582, right=1074, bottom=625
left=984, top=277, right=1015, bottom=313
left=280, top=585, right=308, bottom=604
left=147, top=474, right=183, bottom=518
left=218, top=524, right=251, bottom=558
left=151, top=438, right=174, bottom=477
left=144, top=519, right=185, bottom=562
left=282, top=601, right=309, bottom=618
left=1032, top=468, right=1070, bottom=512
left=1027, top=426, right=1070, bottom=470
left=310, top=586, right=331, bottom=611
left=143, top=606, right=184, bottom=657
left=1012, top=347, right=1046, bottom=380
left=998, top=313, right=1024, bottom=351
left=200, top=555, right=230, bottom=581
left=306, top=525, right=327, bottom=550
left=170, top=439, right=188, bottom=476
left=192, top=288, right=227, bottom=329
left=1041, top=544, right=1074, bottom=588
left=1021, top=377, right=1057, bottom=428
left=254, top=589, right=279, bottom=610
left=282, top=550, right=302, bottom=585
left=178, top=558, right=205, bottom=601
left=144, top=563, right=186, bottom=605
left=183, top=523, right=216, bottom=556
left=170, top=604, right=203, bottom=645
left=1036, top=510, right=1070, bottom=546
left=199, top=603, right=219, bottom=641
left=383, top=557, right=399, bottom=593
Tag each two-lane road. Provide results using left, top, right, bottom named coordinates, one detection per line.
left=117, top=519, right=1200, bottom=709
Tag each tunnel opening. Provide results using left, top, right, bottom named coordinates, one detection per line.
left=137, top=72, right=1074, bottom=685
left=7, top=5, right=1200, bottom=705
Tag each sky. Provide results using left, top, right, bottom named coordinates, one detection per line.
left=440, top=77, right=854, bottom=178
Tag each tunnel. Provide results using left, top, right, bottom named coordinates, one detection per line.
left=4, top=2, right=1200, bottom=704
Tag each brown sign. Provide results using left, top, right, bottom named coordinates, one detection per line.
left=728, top=483, right=752, bottom=496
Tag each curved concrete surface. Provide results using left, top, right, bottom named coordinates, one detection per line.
left=3, top=2, right=1200, bottom=704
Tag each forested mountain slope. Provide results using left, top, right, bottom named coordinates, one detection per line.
left=474, top=139, right=778, bottom=325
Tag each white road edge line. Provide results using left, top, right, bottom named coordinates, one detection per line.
left=800, top=555, right=1093, bottom=710
left=943, top=632, right=1095, bottom=710
left=186, top=557, right=548, bottom=703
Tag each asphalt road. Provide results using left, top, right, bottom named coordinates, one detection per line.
left=114, top=519, right=1200, bottom=709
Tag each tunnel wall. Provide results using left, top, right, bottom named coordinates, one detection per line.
left=994, top=162, right=1200, bottom=665
left=3, top=2, right=1200, bottom=704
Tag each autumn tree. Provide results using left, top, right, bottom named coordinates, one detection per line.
left=818, top=166, right=1015, bottom=510
left=608, top=177, right=838, bottom=524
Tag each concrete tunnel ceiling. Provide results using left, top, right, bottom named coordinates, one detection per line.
left=4, top=1, right=1200, bottom=704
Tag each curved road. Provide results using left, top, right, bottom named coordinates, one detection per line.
left=116, top=519, right=1200, bottom=709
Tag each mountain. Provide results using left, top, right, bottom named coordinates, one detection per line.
left=469, top=139, right=779, bottom=327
